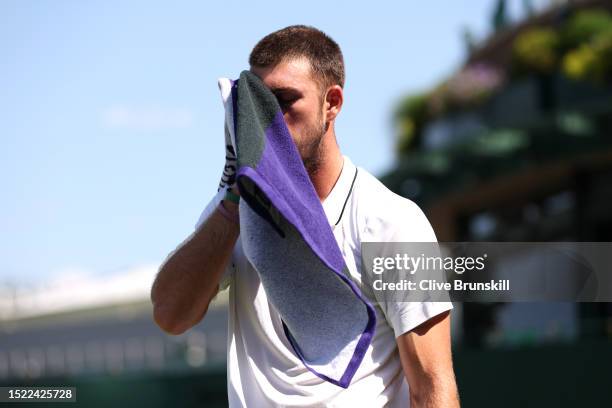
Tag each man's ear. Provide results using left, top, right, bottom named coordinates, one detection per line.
left=324, top=85, right=343, bottom=123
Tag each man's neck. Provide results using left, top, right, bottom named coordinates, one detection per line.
left=308, top=134, right=344, bottom=202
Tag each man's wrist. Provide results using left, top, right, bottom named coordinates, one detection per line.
left=218, top=200, right=239, bottom=223
left=224, top=188, right=240, bottom=205
left=222, top=198, right=239, bottom=211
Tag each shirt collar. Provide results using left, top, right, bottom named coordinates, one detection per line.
left=322, top=155, right=357, bottom=226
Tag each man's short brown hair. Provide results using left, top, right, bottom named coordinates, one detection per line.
left=249, top=25, right=345, bottom=94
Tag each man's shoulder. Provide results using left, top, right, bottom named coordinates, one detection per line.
left=352, top=165, right=437, bottom=242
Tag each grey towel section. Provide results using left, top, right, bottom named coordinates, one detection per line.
left=240, top=201, right=368, bottom=367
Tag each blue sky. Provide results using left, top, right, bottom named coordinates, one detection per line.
left=0, top=0, right=546, bottom=284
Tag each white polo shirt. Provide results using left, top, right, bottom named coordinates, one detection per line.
left=195, top=155, right=453, bottom=407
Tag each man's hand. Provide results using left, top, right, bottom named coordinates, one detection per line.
left=396, top=310, right=460, bottom=408
left=217, top=77, right=238, bottom=192
left=218, top=125, right=237, bottom=192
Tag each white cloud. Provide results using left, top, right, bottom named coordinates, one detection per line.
left=101, top=104, right=195, bottom=131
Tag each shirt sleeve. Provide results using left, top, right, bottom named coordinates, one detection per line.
left=367, top=195, right=453, bottom=338
left=193, top=188, right=234, bottom=292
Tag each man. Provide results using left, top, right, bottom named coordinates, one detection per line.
left=151, top=25, right=460, bottom=407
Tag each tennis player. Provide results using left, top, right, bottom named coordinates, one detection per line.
left=151, top=25, right=460, bottom=408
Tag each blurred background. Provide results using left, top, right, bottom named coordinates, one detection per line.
left=1, top=0, right=611, bottom=406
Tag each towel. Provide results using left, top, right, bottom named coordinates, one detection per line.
left=217, top=70, right=376, bottom=388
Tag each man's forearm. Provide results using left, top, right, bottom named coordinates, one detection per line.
left=410, top=375, right=460, bottom=408
left=398, top=311, right=460, bottom=408
left=151, top=199, right=239, bottom=335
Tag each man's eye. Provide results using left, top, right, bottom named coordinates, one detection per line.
left=278, top=98, right=297, bottom=107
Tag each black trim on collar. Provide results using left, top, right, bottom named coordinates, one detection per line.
left=334, top=167, right=359, bottom=227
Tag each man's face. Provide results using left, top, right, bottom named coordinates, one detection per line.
left=250, top=57, right=328, bottom=173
